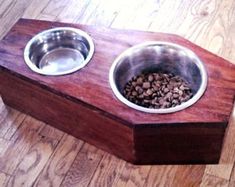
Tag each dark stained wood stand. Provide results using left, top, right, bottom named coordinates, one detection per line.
left=0, top=19, right=235, bottom=164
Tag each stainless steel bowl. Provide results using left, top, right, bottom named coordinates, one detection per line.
left=109, top=42, right=207, bottom=113
left=24, top=27, right=94, bottom=75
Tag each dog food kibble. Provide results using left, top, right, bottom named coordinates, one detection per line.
left=123, top=73, right=193, bottom=109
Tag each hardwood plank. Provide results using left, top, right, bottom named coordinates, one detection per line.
left=112, top=163, right=151, bottom=187
left=33, top=134, right=83, bottom=187
left=36, top=14, right=57, bottom=21
left=229, top=166, right=235, bottom=182
left=111, top=0, right=147, bottom=29
left=148, top=0, right=235, bottom=63
left=229, top=181, right=235, bottom=187
left=7, top=131, right=61, bottom=187
left=124, top=166, right=151, bottom=187
left=0, top=172, right=11, bottom=187
left=148, top=0, right=195, bottom=33
left=129, top=0, right=162, bottom=31
left=0, top=98, right=26, bottom=140
left=0, top=116, right=44, bottom=174
left=200, top=174, right=229, bottom=187
left=205, top=164, right=233, bottom=181
left=0, top=0, right=28, bottom=39
left=39, top=125, right=64, bottom=141
left=36, top=0, right=70, bottom=20
left=145, top=166, right=178, bottom=187
left=56, top=0, right=94, bottom=23
left=3, top=113, right=26, bottom=140
left=0, top=104, right=22, bottom=139
left=0, top=97, right=25, bottom=139
left=198, top=0, right=235, bottom=62
left=0, top=0, right=17, bottom=38
left=73, top=0, right=121, bottom=27
left=172, top=165, right=205, bottom=187
left=0, top=138, right=11, bottom=157
left=22, top=0, right=51, bottom=19
left=112, top=163, right=133, bottom=187
left=224, top=16, right=235, bottom=64
left=0, top=97, right=5, bottom=113
left=88, top=154, right=126, bottom=187
left=60, top=143, right=104, bottom=187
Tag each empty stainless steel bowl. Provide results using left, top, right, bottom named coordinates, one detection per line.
left=24, top=27, right=94, bottom=75
left=109, top=42, right=207, bottom=113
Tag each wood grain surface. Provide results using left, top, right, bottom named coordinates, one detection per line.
left=1, top=18, right=233, bottom=164
left=0, top=68, right=135, bottom=161
left=1, top=19, right=235, bottom=126
left=0, top=0, right=234, bottom=186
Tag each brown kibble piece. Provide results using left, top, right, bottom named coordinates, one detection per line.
left=172, top=99, right=179, bottom=105
left=179, top=85, right=185, bottom=90
left=137, top=77, right=143, bottom=85
left=148, top=75, right=154, bottom=82
left=135, top=86, right=143, bottom=94
left=162, top=101, right=170, bottom=108
left=132, top=91, right=138, bottom=96
left=159, top=98, right=165, bottom=105
left=163, top=88, right=169, bottom=93
left=138, top=94, right=144, bottom=99
left=143, top=99, right=150, bottom=104
left=132, top=81, right=137, bottom=87
left=173, top=93, right=179, bottom=99
left=154, top=74, right=161, bottom=81
left=143, top=82, right=151, bottom=89
left=146, top=89, right=153, bottom=95
left=178, top=90, right=183, bottom=96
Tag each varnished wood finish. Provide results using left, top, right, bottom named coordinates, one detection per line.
left=0, top=70, right=134, bottom=162
left=0, top=0, right=235, bottom=186
left=0, top=18, right=235, bottom=164
left=134, top=124, right=226, bottom=164
left=0, top=19, right=235, bottom=125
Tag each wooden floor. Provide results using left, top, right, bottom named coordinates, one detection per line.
left=0, top=0, right=235, bottom=186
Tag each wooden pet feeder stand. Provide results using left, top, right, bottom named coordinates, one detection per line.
left=0, top=19, right=235, bottom=164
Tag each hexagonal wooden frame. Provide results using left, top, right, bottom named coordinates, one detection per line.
left=0, top=19, right=235, bottom=164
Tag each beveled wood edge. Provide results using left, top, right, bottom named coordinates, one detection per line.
left=1, top=18, right=234, bottom=127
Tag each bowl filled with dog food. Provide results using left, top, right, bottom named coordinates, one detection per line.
left=109, top=42, right=207, bottom=113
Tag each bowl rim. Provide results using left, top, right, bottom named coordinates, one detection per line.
left=24, top=27, right=95, bottom=76
left=109, top=41, right=208, bottom=114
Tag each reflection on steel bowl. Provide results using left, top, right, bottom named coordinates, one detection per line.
left=24, top=27, right=94, bottom=76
